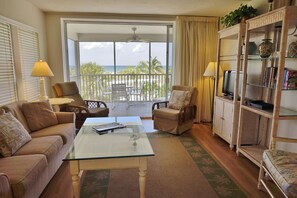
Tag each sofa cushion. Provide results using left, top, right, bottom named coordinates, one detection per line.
left=0, top=112, right=32, bottom=157
left=263, top=149, right=297, bottom=196
left=168, top=90, right=191, bottom=110
left=30, top=123, right=75, bottom=145
left=1, top=101, right=31, bottom=132
left=22, top=101, right=58, bottom=132
left=14, top=136, right=63, bottom=162
left=0, top=154, right=47, bottom=198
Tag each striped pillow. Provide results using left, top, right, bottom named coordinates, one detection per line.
left=0, top=112, right=31, bottom=157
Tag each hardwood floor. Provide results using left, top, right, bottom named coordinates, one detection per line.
left=189, top=123, right=268, bottom=198
left=40, top=121, right=268, bottom=198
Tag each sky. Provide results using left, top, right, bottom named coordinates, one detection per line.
left=78, top=42, right=170, bottom=66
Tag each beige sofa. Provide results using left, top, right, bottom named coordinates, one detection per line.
left=0, top=101, right=76, bottom=198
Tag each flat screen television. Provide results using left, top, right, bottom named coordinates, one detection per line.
left=222, top=70, right=243, bottom=100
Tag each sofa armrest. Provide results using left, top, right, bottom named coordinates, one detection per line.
left=55, top=112, right=76, bottom=124
left=0, top=173, right=13, bottom=198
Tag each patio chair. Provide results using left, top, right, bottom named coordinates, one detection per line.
left=111, top=84, right=129, bottom=109
left=152, top=85, right=198, bottom=135
left=98, top=78, right=112, bottom=101
left=258, top=137, right=297, bottom=197
left=52, top=81, right=109, bottom=129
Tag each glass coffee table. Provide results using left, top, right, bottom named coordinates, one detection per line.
left=64, top=116, right=154, bottom=198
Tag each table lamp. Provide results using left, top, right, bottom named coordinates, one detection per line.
left=31, top=60, right=54, bottom=101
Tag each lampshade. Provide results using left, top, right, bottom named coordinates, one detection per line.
left=31, top=60, right=54, bottom=77
left=203, top=62, right=217, bottom=77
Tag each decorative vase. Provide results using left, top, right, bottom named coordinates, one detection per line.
left=287, top=35, right=297, bottom=58
left=259, top=39, right=274, bottom=58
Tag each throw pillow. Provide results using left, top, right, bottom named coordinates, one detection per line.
left=168, top=90, right=191, bottom=110
left=0, top=112, right=32, bottom=157
left=22, top=101, right=58, bottom=131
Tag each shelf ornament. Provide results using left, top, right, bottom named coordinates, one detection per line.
left=259, top=39, right=274, bottom=58
left=288, top=35, right=297, bottom=58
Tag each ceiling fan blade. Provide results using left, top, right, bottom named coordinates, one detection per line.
left=127, top=27, right=149, bottom=42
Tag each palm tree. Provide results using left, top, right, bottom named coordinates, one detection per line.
left=80, top=62, right=105, bottom=99
left=135, top=56, right=164, bottom=74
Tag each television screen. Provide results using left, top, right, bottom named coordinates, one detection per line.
left=222, top=70, right=243, bottom=99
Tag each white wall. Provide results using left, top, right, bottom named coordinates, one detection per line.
left=0, top=0, right=47, bottom=60
left=0, top=0, right=50, bottom=96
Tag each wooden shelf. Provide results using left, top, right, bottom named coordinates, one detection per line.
left=214, top=22, right=245, bottom=150
left=218, top=23, right=243, bottom=39
left=237, top=145, right=267, bottom=167
left=246, top=6, right=297, bottom=31
left=237, top=6, right=297, bottom=171
left=241, top=105, right=297, bottom=119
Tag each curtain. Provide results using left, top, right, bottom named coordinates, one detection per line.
left=174, top=16, right=219, bottom=122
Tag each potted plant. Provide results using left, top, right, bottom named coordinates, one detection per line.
left=221, top=4, right=257, bottom=28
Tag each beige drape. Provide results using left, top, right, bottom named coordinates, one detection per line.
left=174, top=16, right=219, bottom=122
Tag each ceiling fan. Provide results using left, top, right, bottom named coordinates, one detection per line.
left=128, top=27, right=149, bottom=42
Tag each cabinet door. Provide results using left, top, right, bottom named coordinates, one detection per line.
left=213, top=98, right=224, bottom=135
left=221, top=102, right=233, bottom=141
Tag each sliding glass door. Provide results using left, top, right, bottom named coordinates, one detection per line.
left=65, top=23, right=173, bottom=102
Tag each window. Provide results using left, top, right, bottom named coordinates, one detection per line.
left=0, top=17, right=41, bottom=105
left=115, top=42, right=149, bottom=74
left=0, top=21, right=17, bottom=105
left=79, top=42, right=114, bottom=74
left=18, top=28, right=40, bottom=101
left=68, top=39, right=79, bottom=81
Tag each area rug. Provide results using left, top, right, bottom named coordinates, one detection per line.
left=80, top=132, right=247, bottom=198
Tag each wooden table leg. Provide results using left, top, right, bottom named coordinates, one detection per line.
left=139, top=158, right=147, bottom=198
left=69, top=161, right=80, bottom=198
left=71, top=174, right=80, bottom=198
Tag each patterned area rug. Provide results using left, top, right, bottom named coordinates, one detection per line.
left=81, top=132, right=246, bottom=198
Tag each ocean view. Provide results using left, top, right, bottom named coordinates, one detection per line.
left=101, top=65, right=168, bottom=73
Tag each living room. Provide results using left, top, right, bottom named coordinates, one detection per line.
left=1, top=0, right=297, bottom=198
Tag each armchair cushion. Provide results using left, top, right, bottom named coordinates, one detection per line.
left=168, top=90, right=191, bottom=110
left=0, top=112, right=31, bottom=157
left=53, top=81, right=86, bottom=107
left=263, top=149, right=297, bottom=196
left=22, top=101, right=58, bottom=132
left=65, top=94, right=86, bottom=107
left=153, top=108, right=180, bottom=120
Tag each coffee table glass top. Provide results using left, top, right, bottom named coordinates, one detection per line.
left=64, top=116, right=154, bottom=161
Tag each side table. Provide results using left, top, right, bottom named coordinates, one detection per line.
left=49, top=98, right=74, bottom=111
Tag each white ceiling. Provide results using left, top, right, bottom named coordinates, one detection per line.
left=27, top=0, right=265, bottom=17
left=27, top=0, right=267, bottom=35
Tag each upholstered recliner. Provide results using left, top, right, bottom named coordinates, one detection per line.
left=258, top=137, right=297, bottom=197
left=152, top=85, right=198, bottom=135
left=53, top=81, right=109, bottom=128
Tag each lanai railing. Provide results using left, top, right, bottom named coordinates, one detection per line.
left=77, top=74, right=172, bottom=102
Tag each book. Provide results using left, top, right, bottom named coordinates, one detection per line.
left=92, top=122, right=126, bottom=134
left=283, top=69, right=297, bottom=90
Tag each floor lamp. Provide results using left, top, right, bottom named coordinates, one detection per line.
left=31, top=60, right=54, bottom=101
left=203, top=62, right=217, bottom=124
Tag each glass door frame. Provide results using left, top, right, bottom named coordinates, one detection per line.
left=61, top=19, right=175, bottom=101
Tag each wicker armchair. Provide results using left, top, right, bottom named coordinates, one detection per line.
left=52, top=81, right=109, bottom=128
left=152, top=85, right=198, bottom=135
left=258, top=137, right=297, bottom=197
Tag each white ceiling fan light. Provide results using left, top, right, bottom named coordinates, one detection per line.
left=128, top=27, right=149, bottom=42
